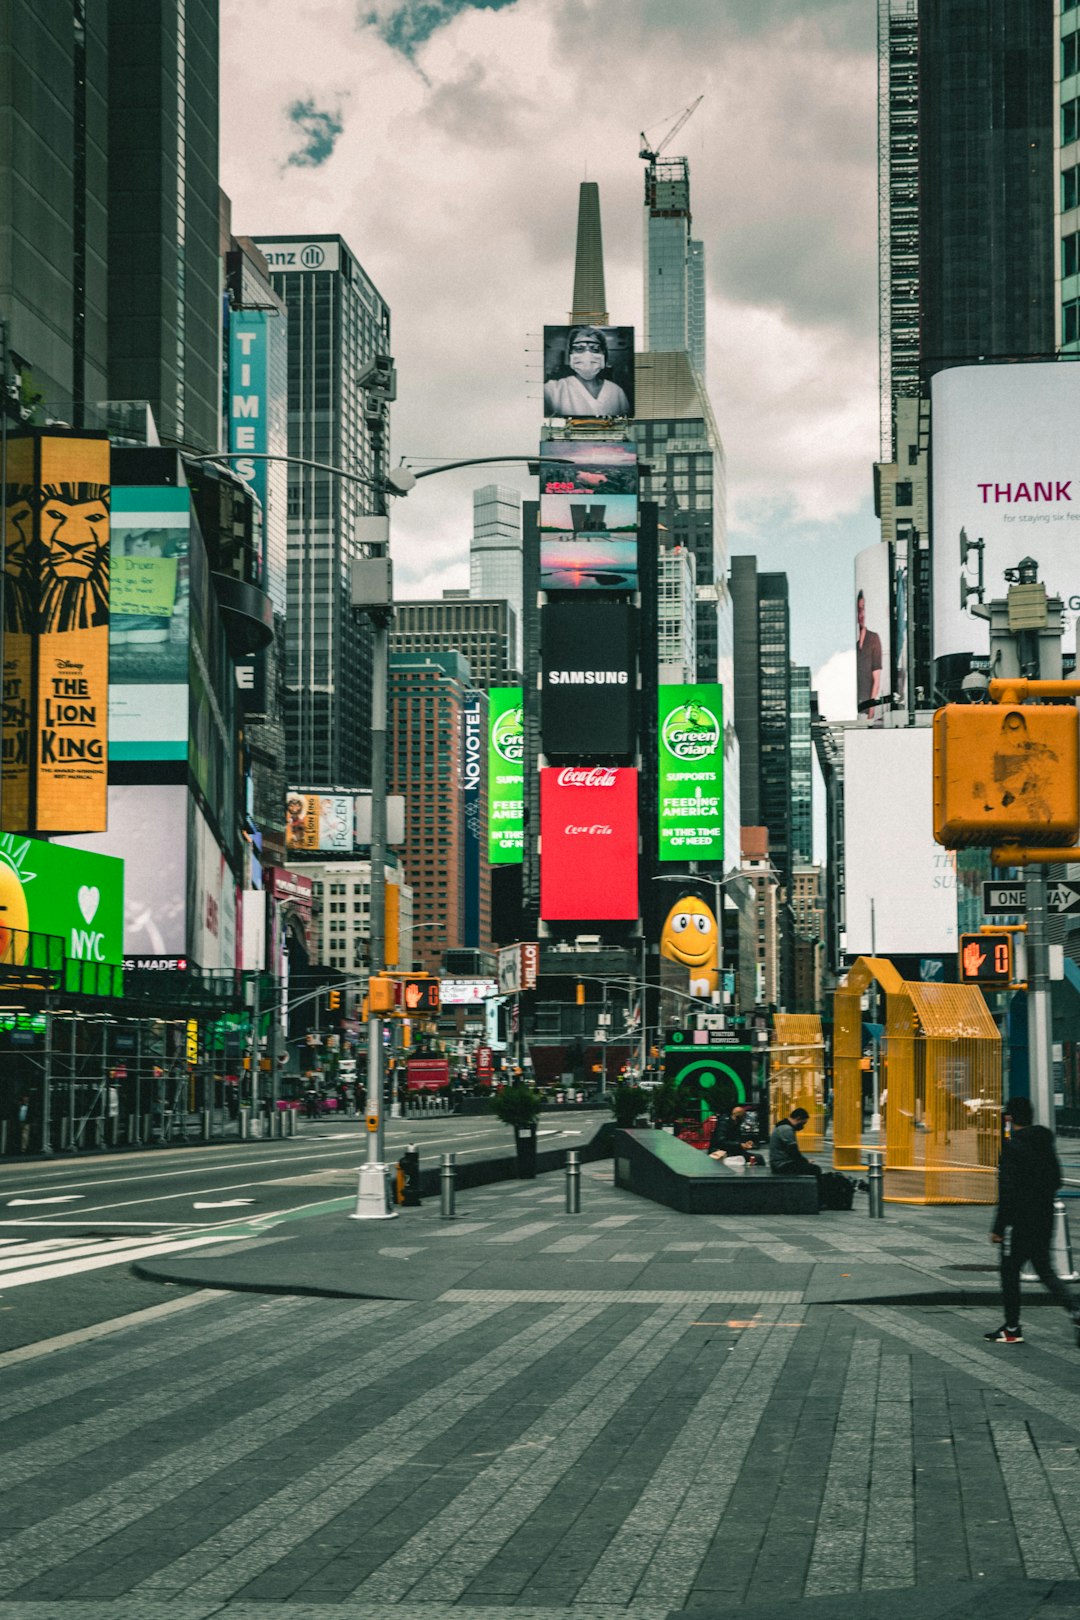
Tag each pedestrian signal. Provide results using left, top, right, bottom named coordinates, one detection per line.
left=958, top=932, right=1012, bottom=987
left=396, top=977, right=440, bottom=1013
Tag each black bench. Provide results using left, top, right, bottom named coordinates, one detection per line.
left=613, top=1128, right=819, bottom=1215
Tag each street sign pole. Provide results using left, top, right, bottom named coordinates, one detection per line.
left=1027, top=863, right=1055, bottom=1130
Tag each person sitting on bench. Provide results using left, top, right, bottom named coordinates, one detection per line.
left=709, top=1104, right=764, bottom=1165
left=768, top=1107, right=821, bottom=1179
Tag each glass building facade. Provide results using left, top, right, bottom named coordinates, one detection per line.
left=790, top=663, right=813, bottom=865
left=256, top=235, right=390, bottom=789
left=1059, top=0, right=1080, bottom=351
left=643, top=157, right=706, bottom=376
left=470, top=484, right=523, bottom=664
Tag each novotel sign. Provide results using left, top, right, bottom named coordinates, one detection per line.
left=540, top=767, right=638, bottom=921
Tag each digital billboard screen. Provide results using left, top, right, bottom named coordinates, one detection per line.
left=109, top=485, right=190, bottom=761
left=540, top=536, right=638, bottom=592
left=61, top=782, right=187, bottom=957
left=285, top=791, right=354, bottom=852
left=540, top=766, right=638, bottom=920
left=0, top=829, right=124, bottom=996
left=854, top=542, right=892, bottom=723
left=932, top=362, right=1080, bottom=673
left=539, top=441, right=637, bottom=497
left=541, top=602, right=636, bottom=757
left=542, top=326, right=635, bottom=419
left=4, top=431, right=111, bottom=833
left=539, top=491, right=637, bottom=536
left=843, top=728, right=957, bottom=956
left=658, top=685, right=724, bottom=862
left=488, top=687, right=524, bottom=864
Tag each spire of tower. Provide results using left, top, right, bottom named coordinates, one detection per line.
left=570, top=181, right=608, bottom=324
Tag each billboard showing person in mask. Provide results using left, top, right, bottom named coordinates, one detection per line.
left=854, top=543, right=892, bottom=724
left=543, top=326, right=634, bottom=418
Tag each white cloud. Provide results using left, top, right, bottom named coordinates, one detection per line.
left=221, top=0, right=879, bottom=648
left=812, top=648, right=857, bottom=723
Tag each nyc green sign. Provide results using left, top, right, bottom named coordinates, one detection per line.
left=658, top=684, right=724, bottom=862
left=488, top=687, right=524, bottom=864
left=0, top=832, right=124, bottom=996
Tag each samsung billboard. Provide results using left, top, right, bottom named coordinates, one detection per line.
left=541, top=602, right=636, bottom=758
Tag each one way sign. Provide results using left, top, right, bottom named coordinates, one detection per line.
left=1048, top=881, right=1080, bottom=916
left=982, top=882, right=1027, bottom=915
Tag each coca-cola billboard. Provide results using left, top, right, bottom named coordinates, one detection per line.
left=540, top=767, right=638, bottom=921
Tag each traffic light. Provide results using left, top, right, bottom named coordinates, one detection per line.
left=328, top=989, right=341, bottom=1011
left=933, top=703, right=1079, bottom=848
left=959, top=932, right=1013, bottom=987
left=576, top=982, right=585, bottom=1005
left=368, top=976, right=396, bottom=1014
left=396, top=977, right=440, bottom=1013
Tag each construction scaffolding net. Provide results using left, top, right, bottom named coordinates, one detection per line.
left=833, top=958, right=1001, bottom=1203
left=770, top=1013, right=826, bottom=1153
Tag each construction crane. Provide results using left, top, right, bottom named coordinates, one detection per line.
left=639, top=96, right=703, bottom=164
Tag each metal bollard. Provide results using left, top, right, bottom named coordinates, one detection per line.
left=400, top=1144, right=422, bottom=1207
left=202, top=1108, right=212, bottom=1141
left=1022, top=1198, right=1079, bottom=1283
left=239, top=1108, right=249, bottom=1141
left=867, top=1149, right=884, bottom=1219
left=565, top=1149, right=581, bottom=1213
left=287, top=1106, right=296, bottom=1137
left=440, top=1152, right=456, bottom=1219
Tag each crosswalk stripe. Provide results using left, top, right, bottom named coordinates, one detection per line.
left=0, top=1230, right=248, bottom=1291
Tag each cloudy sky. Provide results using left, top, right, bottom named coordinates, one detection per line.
left=221, top=0, right=878, bottom=720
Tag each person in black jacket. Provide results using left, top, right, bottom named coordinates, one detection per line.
left=708, top=1104, right=763, bottom=1165
left=986, top=1094, right=1080, bottom=1344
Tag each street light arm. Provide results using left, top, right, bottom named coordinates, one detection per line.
left=186, top=450, right=384, bottom=495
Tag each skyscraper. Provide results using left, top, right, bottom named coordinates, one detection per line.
left=643, top=156, right=706, bottom=378
left=878, top=0, right=1056, bottom=456
left=254, top=233, right=390, bottom=789
left=470, top=484, right=523, bottom=661
left=0, top=0, right=221, bottom=446
left=392, top=596, right=518, bottom=690
left=790, top=663, right=813, bottom=866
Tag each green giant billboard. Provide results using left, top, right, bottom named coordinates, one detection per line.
left=488, top=687, right=524, bottom=864
left=0, top=832, right=124, bottom=996
left=658, top=684, right=724, bottom=863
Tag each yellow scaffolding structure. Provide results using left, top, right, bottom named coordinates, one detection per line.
left=833, top=957, right=1001, bottom=1204
left=770, top=1013, right=826, bottom=1153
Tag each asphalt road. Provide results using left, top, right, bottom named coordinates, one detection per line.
left=0, top=1111, right=597, bottom=1353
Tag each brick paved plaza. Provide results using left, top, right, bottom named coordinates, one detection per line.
left=4, top=1165, right=1080, bottom=1618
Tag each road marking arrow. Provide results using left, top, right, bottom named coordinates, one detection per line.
left=7, top=1196, right=84, bottom=1206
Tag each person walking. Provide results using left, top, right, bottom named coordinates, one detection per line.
left=986, top=1094, right=1080, bottom=1345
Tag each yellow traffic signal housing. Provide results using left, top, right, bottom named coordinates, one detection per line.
left=368, top=976, right=396, bottom=1014
left=327, top=989, right=341, bottom=1011
left=933, top=703, right=1079, bottom=848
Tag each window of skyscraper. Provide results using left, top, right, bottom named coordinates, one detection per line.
left=1066, top=31, right=1080, bottom=81
left=1065, top=231, right=1080, bottom=280
left=1064, top=97, right=1080, bottom=146
left=1064, top=298, right=1080, bottom=346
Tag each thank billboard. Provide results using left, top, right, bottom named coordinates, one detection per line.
left=932, top=362, right=1080, bottom=668
left=539, top=766, right=638, bottom=920
left=488, top=687, right=524, bottom=864
left=3, top=430, right=110, bottom=833
left=657, top=685, right=724, bottom=862
left=854, top=543, right=892, bottom=722
left=541, top=602, right=636, bottom=757
left=843, top=728, right=957, bottom=956
left=0, top=830, right=123, bottom=996
left=108, top=486, right=190, bottom=761
left=542, top=326, right=635, bottom=419
left=285, top=792, right=353, bottom=852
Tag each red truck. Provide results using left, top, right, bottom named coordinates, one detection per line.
left=406, top=1056, right=450, bottom=1092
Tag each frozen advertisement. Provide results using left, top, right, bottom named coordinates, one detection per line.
left=108, top=486, right=190, bottom=760
left=462, top=691, right=483, bottom=946
left=0, top=830, right=123, bottom=996
left=843, top=728, right=957, bottom=956
left=61, top=782, right=187, bottom=956
left=542, top=326, right=635, bottom=419
left=228, top=310, right=269, bottom=517
left=854, top=543, right=892, bottom=723
left=539, top=766, right=638, bottom=921
left=658, top=685, right=724, bottom=862
left=488, top=687, right=524, bottom=864
left=539, top=440, right=637, bottom=497
left=285, top=792, right=354, bottom=852
left=933, top=363, right=1080, bottom=667
left=3, top=431, right=111, bottom=833
left=541, top=602, right=636, bottom=757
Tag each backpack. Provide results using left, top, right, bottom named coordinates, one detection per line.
left=819, top=1170, right=857, bottom=1210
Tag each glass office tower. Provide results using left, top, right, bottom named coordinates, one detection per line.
left=254, top=233, right=391, bottom=788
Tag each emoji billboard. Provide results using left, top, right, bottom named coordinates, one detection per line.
left=0, top=832, right=124, bottom=997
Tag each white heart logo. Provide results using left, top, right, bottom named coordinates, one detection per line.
left=78, top=886, right=100, bottom=925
